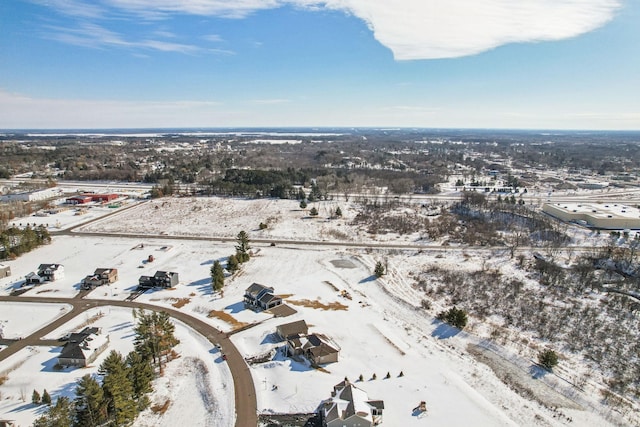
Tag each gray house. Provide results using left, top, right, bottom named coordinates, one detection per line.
left=244, top=283, right=283, bottom=311
left=321, top=380, right=384, bottom=427
left=58, top=327, right=109, bottom=367
left=138, top=271, right=179, bottom=289
left=286, top=333, right=340, bottom=365
left=276, top=320, right=308, bottom=340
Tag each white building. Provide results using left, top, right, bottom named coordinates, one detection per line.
left=543, top=202, right=640, bottom=229
left=0, top=188, right=62, bottom=202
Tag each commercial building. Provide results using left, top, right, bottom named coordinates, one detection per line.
left=543, top=202, right=640, bottom=230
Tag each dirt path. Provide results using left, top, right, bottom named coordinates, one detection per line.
left=0, top=295, right=257, bottom=427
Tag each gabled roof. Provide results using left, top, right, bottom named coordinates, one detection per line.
left=323, top=381, right=381, bottom=424
left=245, top=282, right=273, bottom=298
left=276, top=320, right=308, bottom=339
left=258, top=292, right=281, bottom=305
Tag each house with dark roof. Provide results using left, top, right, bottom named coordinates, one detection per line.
left=25, top=263, right=64, bottom=284
left=286, top=332, right=340, bottom=365
left=276, top=320, right=308, bottom=340
left=321, top=380, right=384, bottom=427
left=81, top=268, right=118, bottom=290
left=138, top=271, right=179, bottom=289
left=58, top=327, right=110, bottom=367
left=244, top=283, right=283, bottom=311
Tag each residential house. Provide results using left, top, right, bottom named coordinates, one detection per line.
left=244, top=283, right=283, bottom=311
left=25, top=263, right=63, bottom=284
left=287, top=333, right=340, bottom=365
left=138, top=271, right=179, bottom=289
left=81, top=268, right=118, bottom=290
left=276, top=320, right=308, bottom=340
left=58, top=327, right=110, bottom=367
left=38, top=264, right=64, bottom=281
left=321, top=380, right=384, bottom=427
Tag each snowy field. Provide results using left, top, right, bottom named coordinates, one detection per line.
left=0, top=302, right=71, bottom=339
left=0, top=195, right=633, bottom=426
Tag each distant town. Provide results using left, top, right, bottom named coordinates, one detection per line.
left=1, top=128, right=640, bottom=427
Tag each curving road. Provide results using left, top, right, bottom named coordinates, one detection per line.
left=0, top=295, right=256, bottom=427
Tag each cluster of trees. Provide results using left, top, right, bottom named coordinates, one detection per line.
left=0, top=224, right=51, bottom=259
left=211, top=230, right=252, bottom=294
left=34, top=309, right=179, bottom=427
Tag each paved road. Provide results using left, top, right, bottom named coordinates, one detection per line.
left=0, top=295, right=256, bottom=427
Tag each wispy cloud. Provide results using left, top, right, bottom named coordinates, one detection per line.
left=29, top=0, right=106, bottom=19
left=249, top=99, right=291, bottom=105
left=44, top=23, right=202, bottom=53
left=0, top=90, right=223, bottom=128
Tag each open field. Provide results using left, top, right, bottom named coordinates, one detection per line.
left=0, top=195, right=636, bottom=426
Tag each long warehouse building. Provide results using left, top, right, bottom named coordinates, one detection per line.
left=543, top=202, right=640, bottom=229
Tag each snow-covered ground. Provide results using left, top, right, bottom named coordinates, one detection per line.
left=0, top=302, right=71, bottom=339
left=0, top=307, right=234, bottom=427
left=0, top=195, right=633, bottom=426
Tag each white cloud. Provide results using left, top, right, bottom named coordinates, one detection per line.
left=84, top=0, right=622, bottom=60
left=325, top=0, right=622, bottom=59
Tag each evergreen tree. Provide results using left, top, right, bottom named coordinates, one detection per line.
left=538, top=349, right=559, bottom=371
left=99, top=351, right=137, bottom=426
left=73, top=374, right=107, bottom=427
left=126, top=351, right=154, bottom=409
left=210, top=260, right=225, bottom=292
left=235, top=230, right=251, bottom=263
left=437, top=306, right=468, bottom=329
left=33, top=396, right=73, bottom=427
left=133, top=309, right=179, bottom=371
left=42, top=389, right=52, bottom=405
left=309, top=207, right=319, bottom=216
left=32, top=389, right=41, bottom=405
left=335, top=206, right=342, bottom=217
left=226, top=254, right=239, bottom=273
left=299, top=200, right=307, bottom=209
left=374, top=261, right=385, bottom=278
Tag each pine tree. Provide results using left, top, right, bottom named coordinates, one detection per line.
left=226, top=254, right=239, bottom=273
left=374, top=261, right=385, bottom=278
left=235, top=230, right=251, bottom=263
left=99, top=351, right=137, bottom=425
left=33, top=396, right=73, bottom=427
left=210, top=261, right=225, bottom=292
left=73, top=374, right=107, bottom=427
left=309, top=207, right=319, bottom=216
left=42, top=389, right=52, bottom=405
left=126, top=351, right=154, bottom=403
left=299, top=200, right=307, bottom=209
left=437, top=306, right=468, bottom=329
left=32, top=389, right=41, bottom=405
left=335, top=206, right=342, bottom=217
left=133, top=309, right=179, bottom=371
left=538, top=349, right=559, bottom=371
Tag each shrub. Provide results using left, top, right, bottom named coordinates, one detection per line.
left=437, top=306, right=468, bottom=329
left=538, top=349, right=559, bottom=371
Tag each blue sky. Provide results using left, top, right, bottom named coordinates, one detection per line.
left=0, top=0, right=638, bottom=130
